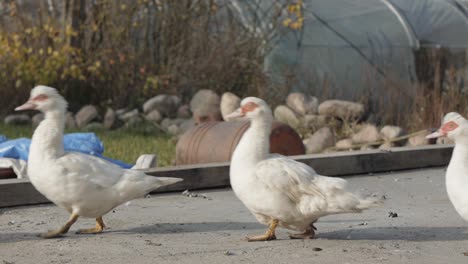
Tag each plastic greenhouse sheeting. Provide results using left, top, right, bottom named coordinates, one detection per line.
left=231, top=0, right=468, bottom=99
left=0, top=133, right=131, bottom=168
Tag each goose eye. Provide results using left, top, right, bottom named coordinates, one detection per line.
left=443, top=121, right=458, bottom=132
left=242, top=102, right=258, bottom=113
left=33, top=94, right=48, bottom=101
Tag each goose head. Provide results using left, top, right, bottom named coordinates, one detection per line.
left=426, top=112, right=467, bottom=141
left=15, top=85, right=67, bottom=113
left=225, top=97, right=272, bottom=121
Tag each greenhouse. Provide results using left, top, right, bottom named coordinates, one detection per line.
left=233, top=0, right=468, bottom=101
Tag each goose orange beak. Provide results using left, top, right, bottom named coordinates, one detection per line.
left=426, top=130, right=445, bottom=139
left=15, top=100, right=37, bottom=111
left=225, top=108, right=245, bottom=120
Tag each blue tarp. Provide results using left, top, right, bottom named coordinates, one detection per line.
left=0, top=133, right=131, bottom=168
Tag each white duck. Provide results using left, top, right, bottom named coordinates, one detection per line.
left=15, top=85, right=182, bottom=238
left=227, top=97, right=380, bottom=241
left=426, top=112, right=468, bottom=222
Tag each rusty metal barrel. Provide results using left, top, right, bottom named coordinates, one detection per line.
left=176, top=121, right=305, bottom=165
left=0, top=168, right=16, bottom=179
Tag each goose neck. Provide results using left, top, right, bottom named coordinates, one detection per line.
left=31, top=109, right=66, bottom=160
left=232, top=117, right=272, bottom=167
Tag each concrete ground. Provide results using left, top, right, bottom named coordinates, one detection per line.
left=1, top=167, right=468, bottom=264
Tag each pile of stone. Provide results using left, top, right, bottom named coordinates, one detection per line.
left=220, top=92, right=445, bottom=154
left=4, top=94, right=194, bottom=137
left=3, top=89, right=447, bottom=154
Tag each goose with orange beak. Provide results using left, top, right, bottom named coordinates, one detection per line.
left=15, top=85, right=182, bottom=238
left=227, top=97, right=381, bottom=241
left=426, top=112, right=468, bottom=222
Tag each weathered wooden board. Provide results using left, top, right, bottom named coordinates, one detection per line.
left=296, top=145, right=453, bottom=176
left=0, top=179, right=48, bottom=207
left=0, top=145, right=453, bottom=208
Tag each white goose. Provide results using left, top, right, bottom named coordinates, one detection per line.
left=427, top=112, right=468, bottom=222
left=15, top=85, right=182, bottom=238
left=227, top=97, right=380, bottom=241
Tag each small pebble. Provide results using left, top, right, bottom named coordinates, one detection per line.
left=145, top=240, right=162, bottom=246
left=388, top=212, right=398, bottom=218
left=7, top=221, right=15, bottom=225
left=223, top=250, right=234, bottom=256
left=182, top=190, right=211, bottom=199
left=312, top=247, right=322, bottom=251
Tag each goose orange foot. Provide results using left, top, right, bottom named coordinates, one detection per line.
left=247, top=219, right=278, bottom=242
left=288, top=229, right=315, bottom=239
left=40, top=214, right=79, bottom=239
left=76, top=217, right=105, bottom=234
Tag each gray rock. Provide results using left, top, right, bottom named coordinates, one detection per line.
left=167, top=124, right=180, bottom=136
left=352, top=124, right=381, bottom=144
left=318, top=100, right=365, bottom=121
left=220, top=92, right=241, bottom=121
left=177, top=105, right=191, bottom=119
left=379, top=142, right=394, bottom=150
left=4, top=114, right=31, bottom=125
left=32, top=113, right=44, bottom=127
left=274, top=105, right=299, bottom=129
left=115, top=108, right=128, bottom=117
left=103, top=108, right=116, bottom=129
left=84, top=122, right=104, bottom=131
left=161, top=118, right=185, bottom=130
left=380, top=125, right=406, bottom=146
left=119, top=109, right=139, bottom=122
left=303, top=127, right=335, bottom=154
left=66, top=112, right=76, bottom=129
left=436, top=137, right=454, bottom=145
left=190, top=89, right=222, bottom=124
left=179, top=119, right=196, bottom=134
left=143, top=95, right=180, bottom=117
left=145, top=109, right=162, bottom=123
left=407, top=133, right=432, bottom=146
left=303, top=114, right=333, bottom=130
left=335, top=138, right=353, bottom=150
left=360, top=144, right=376, bottom=151
left=380, top=125, right=405, bottom=140
left=124, top=116, right=143, bottom=127
left=75, top=105, right=98, bottom=128
left=286, top=92, right=319, bottom=116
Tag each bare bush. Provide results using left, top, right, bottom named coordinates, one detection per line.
left=0, top=0, right=286, bottom=114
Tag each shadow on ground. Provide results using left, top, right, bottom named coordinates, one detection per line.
left=119, top=221, right=263, bottom=234
left=1, top=224, right=467, bottom=243
left=318, top=226, right=468, bottom=241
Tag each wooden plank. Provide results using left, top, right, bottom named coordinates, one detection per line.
left=0, top=145, right=454, bottom=207
left=0, top=179, right=48, bottom=207
left=295, top=145, right=453, bottom=176
left=143, top=163, right=230, bottom=192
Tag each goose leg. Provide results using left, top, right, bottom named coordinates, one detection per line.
left=288, top=229, right=315, bottom=239
left=247, top=219, right=278, bottom=242
left=40, top=213, right=79, bottom=239
left=289, top=221, right=317, bottom=239
left=76, top=217, right=105, bottom=234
